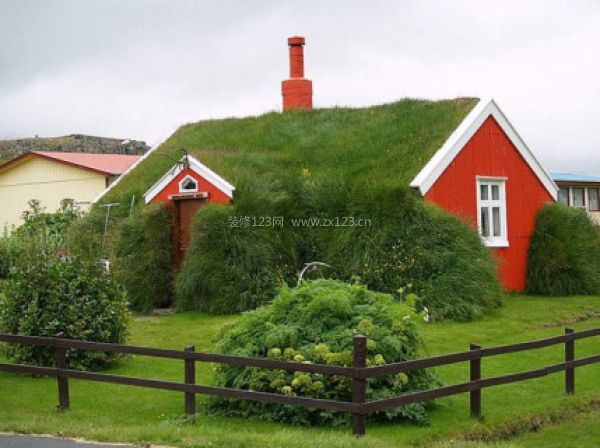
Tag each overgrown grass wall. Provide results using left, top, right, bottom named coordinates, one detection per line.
left=68, top=203, right=173, bottom=312
left=176, top=178, right=502, bottom=321
left=526, top=203, right=600, bottom=296
left=112, top=204, right=173, bottom=312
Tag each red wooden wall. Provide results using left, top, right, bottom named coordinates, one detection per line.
left=424, top=116, right=553, bottom=291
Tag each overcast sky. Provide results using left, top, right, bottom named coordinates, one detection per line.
left=1, top=0, right=599, bottom=173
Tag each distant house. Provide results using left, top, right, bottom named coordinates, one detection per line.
left=0, top=151, right=140, bottom=228
left=551, top=173, right=600, bottom=224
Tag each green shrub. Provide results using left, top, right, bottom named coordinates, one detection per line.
left=177, top=177, right=501, bottom=320
left=309, top=184, right=502, bottom=321
left=0, top=256, right=129, bottom=369
left=15, top=199, right=81, bottom=252
left=0, top=199, right=81, bottom=279
left=526, top=203, right=600, bottom=295
left=0, top=232, right=20, bottom=279
left=67, top=206, right=117, bottom=261
left=112, top=204, right=173, bottom=312
left=210, top=279, right=438, bottom=426
left=176, top=183, right=300, bottom=313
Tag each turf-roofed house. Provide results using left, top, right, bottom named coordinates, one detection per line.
left=97, top=36, right=557, bottom=293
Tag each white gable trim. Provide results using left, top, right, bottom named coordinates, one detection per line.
left=143, top=155, right=235, bottom=203
left=409, top=98, right=558, bottom=200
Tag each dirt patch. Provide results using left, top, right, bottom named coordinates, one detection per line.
left=445, top=397, right=600, bottom=444
left=537, top=310, right=600, bottom=329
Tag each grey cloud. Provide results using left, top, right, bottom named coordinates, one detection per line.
left=0, top=0, right=599, bottom=174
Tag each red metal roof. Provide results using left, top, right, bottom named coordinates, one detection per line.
left=0, top=151, right=141, bottom=175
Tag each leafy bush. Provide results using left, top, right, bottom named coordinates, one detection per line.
left=210, top=279, right=439, bottom=426
left=15, top=199, right=81, bottom=252
left=1, top=199, right=81, bottom=279
left=112, top=204, right=173, bottom=312
left=0, top=256, right=129, bottom=370
left=526, top=203, right=600, bottom=295
left=0, top=231, right=20, bottom=279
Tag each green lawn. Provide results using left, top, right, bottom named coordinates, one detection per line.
left=1, top=295, right=600, bottom=448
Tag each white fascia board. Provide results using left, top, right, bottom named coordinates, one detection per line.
left=143, top=164, right=184, bottom=203
left=410, top=98, right=558, bottom=200
left=91, top=125, right=180, bottom=204
left=187, top=155, right=235, bottom=197
left=143, top=155, right=235, bottom=204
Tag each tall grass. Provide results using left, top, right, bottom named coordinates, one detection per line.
left=112, top=204, right=173, bottom=312
left=176, top=178, right=502, bottom=320
left=526, top=203, right=600, bottom=295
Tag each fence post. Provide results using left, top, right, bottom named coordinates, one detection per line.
left=54, top=332, right=70, bottom=411
left=352, top=335, right=367, bottom=437
left=184, top=345, right=196, bottom=416
left=470, top=343, right=482, bottom=419
left=565, top=328, right=575, bottom=395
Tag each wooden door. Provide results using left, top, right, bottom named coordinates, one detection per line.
left=173, top=196, right=207, bottom=268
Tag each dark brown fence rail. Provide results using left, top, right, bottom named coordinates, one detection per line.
left=1, top=327, right=600, bottom=436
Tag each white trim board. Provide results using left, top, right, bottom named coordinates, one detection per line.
left=409, top=98, right=558, bottom=200
left=143, top=155, right=235, bottom=203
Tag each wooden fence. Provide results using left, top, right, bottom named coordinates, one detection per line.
left=1, top=327, right=600, bottom=436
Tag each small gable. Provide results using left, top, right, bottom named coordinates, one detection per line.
left=143, top=155, right=235, bottom=205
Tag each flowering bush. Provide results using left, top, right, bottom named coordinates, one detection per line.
left=210, top=279, right=439, bottom=426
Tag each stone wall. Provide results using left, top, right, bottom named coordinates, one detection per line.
left=0, top=134, right=150, bottom=163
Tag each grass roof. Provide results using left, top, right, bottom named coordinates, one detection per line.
left=102, top=97, right=478, bottom=204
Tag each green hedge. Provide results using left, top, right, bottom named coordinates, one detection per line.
left=176, top=182, right=299, bottom=313
left=112, top=204, right=173, bottom=312
left=314, top=186, right=502, bottom=321
left=210, top=279, right=439, bottom=426
left=526, top=203, right=600, bottom=295
left=176, top=179, right=502, bottom=321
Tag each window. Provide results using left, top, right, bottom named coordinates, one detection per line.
left=558, top=187, right=570, bottom=206
left=572, top=188, right=585, bottom=208
left=589, top=188, right=600, bottom=211
left=477, top=178, right=508, bottom=247
left=178, top=175, right=199, bottom=193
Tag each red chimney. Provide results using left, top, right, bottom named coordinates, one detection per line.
left=282, top=36, right=313, bottom=111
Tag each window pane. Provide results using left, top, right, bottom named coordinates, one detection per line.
left=491, top=185, right=500, bottom=200
left=589, top=188, right=599, bottom=211
left=573, top=188, right=585, bottom=208
left=182, top=178, right=197, bottom=190
left=480, top=184, right=488, bottom=200
left=481, top=207, right=489, bottom=237
left=492, top=207, right=501, bottom=237
left=558, top=188, right=569, bottom=206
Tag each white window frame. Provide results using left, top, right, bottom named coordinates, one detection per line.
left=570, top=187, right=587, bottom=210
left=476, top=176, right=509, bottom=248
left=178, top=174, right=199, bottom=193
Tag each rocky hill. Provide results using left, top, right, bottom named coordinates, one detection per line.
left=0, top=134, right=150, bottom=163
